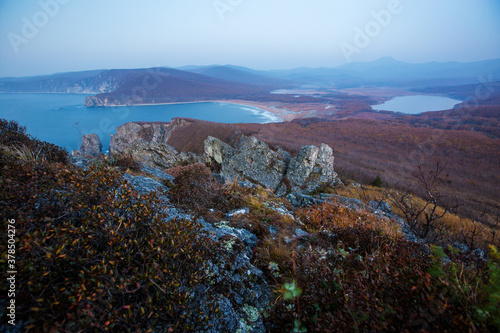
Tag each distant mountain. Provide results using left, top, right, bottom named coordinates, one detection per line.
left=262, top=57, right=500, bottom=88
left=411, top=80, right=500, bottom=103
left=84, top=67, right=272, bottom=106
left=334, top=57, right=500, bottom=86
left=184, top=65, right=292, bottom=87
left=1, top=58, right=499, bottom=106
left=0, top=69, right=124, bottom=94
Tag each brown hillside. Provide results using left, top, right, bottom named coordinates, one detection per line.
left=166, top=117, right=500, bottom=225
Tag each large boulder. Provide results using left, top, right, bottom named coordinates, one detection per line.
left=79, top=133, right=103, bottom=157
left=110, top=121, right=201, bottom=168
left=284, top=143, right=337, bottom=193
left=204, top=136, right=236, bottom=169
left=204, top=136, right=338, bottom=196
left=205, top=136, right=290, bottom=192
left=110, top=121, right=171, bottom=153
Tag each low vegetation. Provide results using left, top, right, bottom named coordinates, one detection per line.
left=1, top=119, right=499, bottom=332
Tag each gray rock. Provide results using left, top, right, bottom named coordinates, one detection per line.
left=268, top=226, right=277, bottom=235
left=264, top=202, right=294, bottom=219
left=238, top=180, right=258, bottom=189
left=140, top=163, right=175, bottom=181
left=110, top=121, right=202, bottom=169
left=295, top=228, right=309, bottom=238
left=286, top=143, right=337, bottom=193
left=212, top=173, right=230, bottom=185
left=194, top=218, right=270, bottom=332
left=369, top=200, right=392, bottom=214
left=110, top=122, right=170, bottom=153
left=471, top=248, right=485, bottom=260
left=69, top=155, right=93, bottom=169
left=226, top=208, right=250, bottom=219
left=286, top=192, right=325, bottom=207
left=274, top=183, right=288, bottom=197
left=123, top=174, right=167, bottom=196
left=204, top=136, right=338, bottom=196
left=221, top=136, right=290, bottom=192
left=204, top=136, right=236, bottom=166
left=78, top=133, right=103, bottom=157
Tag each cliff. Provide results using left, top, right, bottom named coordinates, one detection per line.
left=0, top=70, right=126, bottom=94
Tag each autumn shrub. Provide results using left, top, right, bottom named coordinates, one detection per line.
left=0, top=150, right=226, bottom=331
left=108, top=152, right=141, bottom=172
left=265, top=226, right=497, bottom=332
left=165, top=163, right=246, bottom=216
left=296, top=201, right=401, bottom=237
left=0, top=119, right=68, bottom=164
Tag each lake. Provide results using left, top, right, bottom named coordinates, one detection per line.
left=372, top=95, right=462, bottom=114
left=0, top=93, right=281, bottom=152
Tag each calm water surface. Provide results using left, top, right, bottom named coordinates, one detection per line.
left=0, top=93, right=280, bottom=152
left=372, top=95, right=462, bottom=114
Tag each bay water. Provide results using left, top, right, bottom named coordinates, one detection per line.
left=0, top=93, right=280, bottom=152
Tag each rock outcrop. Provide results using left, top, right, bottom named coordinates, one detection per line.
left=217, top=136, right=290, bottom=192
left=121, top=168, right=271, bottom=333
left=282, top=143, right=337, bottom=194
left=110, top=120, right=200, bottom=168
left=72, top=133, right=103, bottom=157
left=111, top=122, right=338, bottom=195
left=204, top=135, right=337, bottom=196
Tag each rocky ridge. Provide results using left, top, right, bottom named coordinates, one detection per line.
left=106, top=121, right=339, bottom=196
left=117, top=167, right=272, bottom=332
left=66, top=123, right=434, bottom=331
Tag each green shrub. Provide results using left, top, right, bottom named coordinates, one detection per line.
left=371, top=175, right=383, bottom=187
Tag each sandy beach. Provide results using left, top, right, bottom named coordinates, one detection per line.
left=118, top=99, right=312, bottom=122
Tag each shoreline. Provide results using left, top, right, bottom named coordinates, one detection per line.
left=92, top=99, right=310, bottom=122
left=1, top=92, right=313, bottom=121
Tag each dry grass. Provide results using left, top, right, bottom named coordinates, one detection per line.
left=2, top=144, right=46, bottom=163
left=296, top=201, right=402, bottom=238
left=318, top=181, right=499, bottom=250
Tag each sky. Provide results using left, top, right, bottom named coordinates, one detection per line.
left=0, top=0, right=499, bottom=77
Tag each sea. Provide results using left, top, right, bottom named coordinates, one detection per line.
left=0, top=93, right=281, bottom=152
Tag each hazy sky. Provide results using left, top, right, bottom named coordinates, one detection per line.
left=1, top=0, right=499, bottom=77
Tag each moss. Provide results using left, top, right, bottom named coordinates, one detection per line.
left=242, top=304, right=261, bottom=323
left=223, top=237, right=237, bottom=251
left=216, top=220, right=235, bottom=230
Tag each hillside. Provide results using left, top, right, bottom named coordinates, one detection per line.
left=1, top=119, right=499, bottom=332
left=151, top=117, right=500, bottom=228
left=0, top=69, right=123, bottom=94
left=84, top=68, right=279, bottom=106
left=2, top=58, right=499, bottom=109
